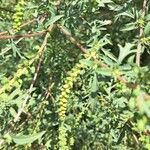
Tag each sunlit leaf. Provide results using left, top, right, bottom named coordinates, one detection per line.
left=12, top=131, right=45, bottom=145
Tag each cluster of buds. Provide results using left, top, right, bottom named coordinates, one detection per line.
left=58, top=124, right=68, bottom=150
left=12, top=0, right=26, bottom=32
left=58, top=62, right=84, bottom=121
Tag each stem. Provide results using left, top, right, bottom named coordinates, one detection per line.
left=136, top=0, right=148, bottom=66
left=13, top=25, right=53, bottom=123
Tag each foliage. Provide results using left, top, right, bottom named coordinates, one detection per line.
left=0, top=0, right=150, bottom=149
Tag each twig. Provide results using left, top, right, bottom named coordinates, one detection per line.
left=136, top=0, right=148, bottom=66
left=13, top=25, right=53, bottom=123
left=19, top=18, right=37, bottom=29
left=32, top=83, right=55, bottom=133
left=57, top=24, right=87, bottom=53
left=0, top=30, right=47, bottom=39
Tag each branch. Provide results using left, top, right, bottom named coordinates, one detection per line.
left=13, top=25, right=54, bottom=123
left=57, top=24, right=130, bottom=84
left=57, top=24, right=87, bottom=53
left=0, top=30, right=47, bottom=39
left=136, top=0, right=148, bottom=66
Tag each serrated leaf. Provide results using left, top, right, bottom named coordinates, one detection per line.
left=118, top=43, right=135, bottom=64
left=12, top=131, right=45, bottom=145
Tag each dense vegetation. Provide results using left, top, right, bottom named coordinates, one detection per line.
left=0, top=0, right=150, bottom=149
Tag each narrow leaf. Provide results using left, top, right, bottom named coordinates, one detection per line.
left=45, top=15, right=64, bottom=28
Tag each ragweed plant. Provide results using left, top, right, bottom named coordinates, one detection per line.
left=12, top=0, right=26, bottom=32
left=58, top=124, right=68, bottom=150
left=58, top=49, right=100, bottom=149
left=58, top=61, right=85, bottom=121
left=58, top=60, right=85, bottom=150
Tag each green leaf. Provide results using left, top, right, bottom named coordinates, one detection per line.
left=91, top=73, right=98, bottom=93
left=96, top=0, right=113, bottom=7
left=102, top=49, right=117, bottom=62
left=0, top=39, right=22, bottom=56
left=117, top=43, right=135, bottom=64
left=144, top=22, right=150, bottom=36
left=9, top=107, right=17, bottom=118
left=80, top=59, right=96, bottom=68
left=102, top=55, right=115, bottom=66
left=11, top=131, right=45, bottom=145
left=11, top=41, right=22, bottom=58
left=145, top=14, right=150, bottom=21
left=121, top=22, right=137, bottom=31
left=96, top=68, right=112, bottom=76
left=45, top=15, right=64, bottom=28
left=116, top=11, right=134, bottom=19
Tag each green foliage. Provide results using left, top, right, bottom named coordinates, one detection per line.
left=12, top=0, right=26, bottom=32
left=0, top=0, right=150, bottom=149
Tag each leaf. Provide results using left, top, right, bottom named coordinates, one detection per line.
left=144, top=22, right=150, bottom=36
left=145, top=14, right=150, bottom=21
left=121, top=22, right=137, bottom=31
left=102, top=49, right=117, bottom=62
left=12, top=131, right=45, bottom=145
left=102, top=55, right=115, bottom=66
left=96, top=68, right=112, bottom=76
left=9, top=88, right=21, bottom=100
left=108, top=3, right=123, bottom=11
left=116, top=11, right=134, bottom=19
left=80, top=59, right=96, bottom=68
left=117, top=43, right=135, bottom=64
left=96, top=0, right=113, bottom=7
left=91, top=73, right=98, bottom=93
left=9, top=107, right=17, bottom=118
left=11, top=41, right=22, bottom=58
left=0, top=39, right=23, bottom=56
left=45, top=15, right=64, bottom=28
